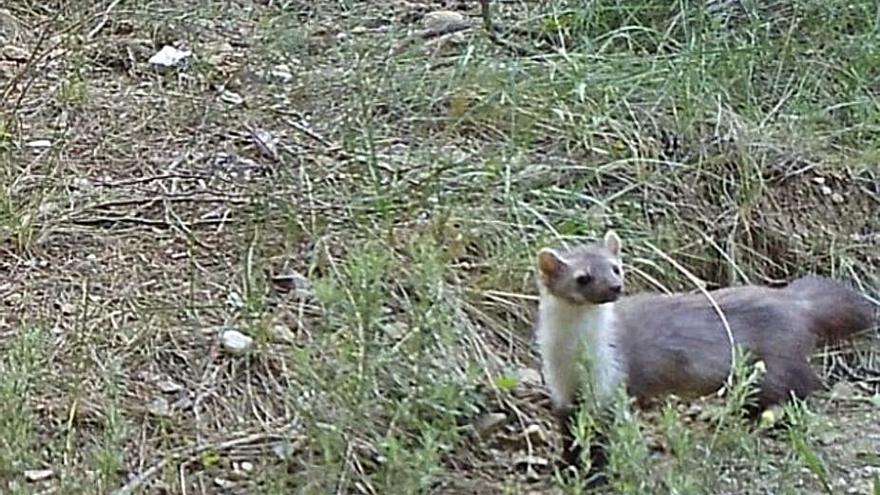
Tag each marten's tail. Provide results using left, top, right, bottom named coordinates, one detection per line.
left=785, top=276, right=877, bottom=343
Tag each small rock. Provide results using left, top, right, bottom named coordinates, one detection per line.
left=239, top=461, right=254, bottom=472
left=820, top=185, right=833, bottom=196
left=171, top=396, right=194, bottom=411
left=24, top=469, right=54, bottom=482
left=512, top=367, right=542, bottom=398
left=148, top=45, right=192, bottom=67
left=829, top=380, right=857, bottom=402
left=220, top=90, right=244, bottom=105
left=830, top=192, right=844, bottom=204
left=1, top=44, right=28, bottom=62
left=148, top=397, right=172, bottom=417
left=269, top=324, right=296, bottom=343
left=56, top=302, right=76, bottom=315
left=38, top=201, right=57, bottom=216
left=518, top=368, right=542, bottom=387
left=525, top=466, right=541, bottom=482
left=72, top=177, right=91, bottom=190
left=269, top=64, right=293, bottom=82
left=250, top=128, right=278, bottom=161
left=473, top=412, right=507, bottom=438
left=812, top=176, right=826, bottom=185
left=157, top=379, right=183, bottom=394
left=26, top=139, right=51, bottom=152
left=422, top=10, right=470, bottom=33
left=513, top=454, right=549, bottom=468
left=270, top=270, right=313, bottom=297
left=272, top=441, right=296, bottom=460
left=214, top=477, right=234, bottom=488
left=226, top=290, right=246, bottom=309
left=203, top=41, right=234, bottom=66
left=383, top=321, right=408, bottom=340
left=221, top=329, right=253, bottom=355
left=523, top=424, right=546, bottom=443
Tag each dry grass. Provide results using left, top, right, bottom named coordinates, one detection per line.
left=0, top=0, right=878, bottom=494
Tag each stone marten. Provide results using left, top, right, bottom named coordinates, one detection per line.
left=535, top=230, right=877, bottom=470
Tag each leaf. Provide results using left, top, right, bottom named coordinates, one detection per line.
left=201, top=450, right=222, bottom=469
left=759, top=408, right=777, bottom=429
left=494, top=375, right=519, bottom=392
left=791, top=435, right=832, bottom=495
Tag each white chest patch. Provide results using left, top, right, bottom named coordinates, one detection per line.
left=535, top=295, right=625, bottom=409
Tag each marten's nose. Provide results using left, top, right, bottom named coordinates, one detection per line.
left=609, top=284, right=622, bottom=294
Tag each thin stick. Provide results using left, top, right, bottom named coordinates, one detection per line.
left=87, top=0, right=123, bottom=39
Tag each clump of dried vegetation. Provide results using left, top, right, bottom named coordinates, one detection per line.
left=0, top=0, right=878, bottom=493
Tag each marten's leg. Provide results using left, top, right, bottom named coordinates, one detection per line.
left=553, top=405, right=581, bottom=468
left=746, top=362, right=822, bottom=424
left=585, top=430, right=610, bottom=488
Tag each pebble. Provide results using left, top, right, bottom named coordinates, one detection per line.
left=157, top=379, right=183, bottom=394
left=523, top=424, right=546, bottom=443
left=148, top=45, right=191, bottom=67
left=422, top=10, right=470, bottom=33
left=1, top=44, right=28, bottom=61
left=270, top=269, right=313, bottom=297
left=513, top=454, right=549, bottom=468
left=214, top=477, right=234, bottom=488
left=24, top=469, right=54, bottom=482
left=148, top=397, right=172, bottom=417
left=473, top=412, right=507, bottom=438
left=221, top=329, right=253, bottom=355
left=26, top=139, right=51, bottom=151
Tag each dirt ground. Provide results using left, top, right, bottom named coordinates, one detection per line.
left=0, top=1, right=878, bottom=494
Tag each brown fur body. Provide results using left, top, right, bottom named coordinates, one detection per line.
left=535, top=232, right=877, bottom=474
left=615, top=275, right=875, bottom=410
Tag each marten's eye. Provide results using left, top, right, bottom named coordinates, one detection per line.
left=575, top=274, right=592, bottom=286
left=611, top=265, right=621, bottom=276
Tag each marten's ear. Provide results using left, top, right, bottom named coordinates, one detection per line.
left=604, top=230, right=622, bottom=257
left=537, top=248, right=565, bottom=280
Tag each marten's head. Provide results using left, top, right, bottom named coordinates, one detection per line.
left=536, top=230, right=624, bottom=305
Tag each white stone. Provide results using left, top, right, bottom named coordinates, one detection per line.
left=148, top=45, right=191, bottom=67
left=221, top=329, right=253, bottom=355
left=24, top=469, right=54, bottom=482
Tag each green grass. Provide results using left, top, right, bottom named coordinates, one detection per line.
left=0, top=0, right=877, bottom=493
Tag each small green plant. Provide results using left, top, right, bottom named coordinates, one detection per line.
left=658, top=401, right=703, bottom=493
left=784, top=399, right=833, bottom=494
left=91, top=358, right=127, bottom=491
left=711, top=345, right=765, bottom=435
left=59, top=75, right=89, bottom=108
left=605, top=387, right=651, bottom=494
left=0, top=326, right=46, bottom=477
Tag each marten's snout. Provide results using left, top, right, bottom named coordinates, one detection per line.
left=597, top=283, right=622, bottom=303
